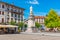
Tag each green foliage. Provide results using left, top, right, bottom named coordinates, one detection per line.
left=35, top=22, right=41, bottom=28
left=9, top=21, right=16, bottom=25
left=18, top=22, right=24, bottom=30
left=45, top=9, right=60, bottom=28
left=24, top=24, right=27, bottom=28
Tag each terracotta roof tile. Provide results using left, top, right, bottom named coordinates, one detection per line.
left=34, top=16, right=45, bottom=19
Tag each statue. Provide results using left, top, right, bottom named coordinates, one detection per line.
left=30, top=6, right=32, bottom=13
left=26, top=6, right=35, bottom=32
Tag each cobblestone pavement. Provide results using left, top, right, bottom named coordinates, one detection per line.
left=0, top=34, right=60, bottom=40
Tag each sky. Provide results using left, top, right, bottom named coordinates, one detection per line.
left=1, top=0, right=60, bottom=19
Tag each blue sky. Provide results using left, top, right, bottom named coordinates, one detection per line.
left=1, top=0, right=60, bottom=19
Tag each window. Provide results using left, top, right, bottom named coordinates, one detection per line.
left=0, top=4, right=1, bottom=8
left=18, top=15, right=20, bottom=18
left=15, top=9, right=17, bottom=12
left=10, top=7, right=13, bottom=11
left=0, top=11, right=1, bottom=14
left=15, top=18, right=17, bottom=23
left=7, top=18, right=9, bottom=23
left=21, top=11, right=23, bottom=13
left=21, top=16, right=23, bottom=21
left=21, top=18, right=23, bottom=21
left=11, top=13, right=13, bottom=17
left=9, top=7, right=12, bottom=11
left=40, top=19, right=43, bottom=23
left=7, top=8, right=9, bottom=11
left=15, top=14, right=17, bottom=17
left=18, top=10, right=20, bottom=13
left=14, top=8, right=17, bottom=12
left=11, top=8, right=13, bottom=11
left=39, top=19, right=40, bottom=23
left=7, top=18, right=9, bottom=20
left=17, top=9, right=18, bottom=12
left=2, top=18, right=4, bottom=23
left=11, top=18, right=13, bottom=21
left=42, top=19, right=44, bottom=23
left=2, top=11, right=4, bottom=15
left=13, top=9, right=15, bottom=12
left=20, top=10, right=21, bottom=13
left=2, top=4, right=4, bottom=8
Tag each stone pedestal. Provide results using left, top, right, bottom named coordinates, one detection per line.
left=26, top=27, right=32, bottom=32
left=26, top=27, right=37, bottom=33
left=26, top=19, right=35, bottom=32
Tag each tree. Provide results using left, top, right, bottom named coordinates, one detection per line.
left=24, top=24, right=27, bottom=28
left=24, top=24, right=27, bottom=31
left=35, top=22, right=41, bottom=28
left=45, top=9, right=59, bottom=28
left=9, top=21, right=16, bottom=25
left=57, top=17, right=60, bottom=28
left=18, top=22, right=24, bottom=30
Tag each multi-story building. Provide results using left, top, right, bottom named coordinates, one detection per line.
left=0, top=1, right=25, bottom=24
left=34, top=16, right=45, bottom=26
left=24, top=16, right=45, bottom=26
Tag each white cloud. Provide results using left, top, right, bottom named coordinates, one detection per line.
left=27, top=0, right=39, bottom=5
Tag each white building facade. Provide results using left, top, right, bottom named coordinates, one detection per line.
left=34, top=16, right=45, bottom=26
left=0, top=2, right=24, bottom=24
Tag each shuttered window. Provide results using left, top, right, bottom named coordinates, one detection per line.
left=2, top=11, right=4, bottom=15
left=0, top=11, right=1, bottom=14
left=2, top=5, right=4, bottom=8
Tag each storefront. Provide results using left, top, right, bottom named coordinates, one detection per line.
left=0, top=25, right=18, bottom=34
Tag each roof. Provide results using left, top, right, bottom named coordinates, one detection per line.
left=0, top=1, right=25, bottom=10
left=34, top=16, right=45, bottom=19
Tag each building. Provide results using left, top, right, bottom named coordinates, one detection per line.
left=24, top=16, right=45, bottom=26
left=34, top=16, right=45, bottom=26
left=0, top=1, right=25, bottom=33
left=0, top=1, right=25, bottom=24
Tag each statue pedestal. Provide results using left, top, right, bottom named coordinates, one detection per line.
left=26, top=27, right=37, bottom=33
left=26, top=27, right=32, bottom=33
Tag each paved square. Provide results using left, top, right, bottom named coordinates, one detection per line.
left=0, top=34, right=60, bottom=40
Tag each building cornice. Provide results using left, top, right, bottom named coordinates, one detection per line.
left=0, top=1, right=25, bottom=10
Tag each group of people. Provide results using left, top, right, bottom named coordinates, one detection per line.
left=46, top=28, right=58, bottom=32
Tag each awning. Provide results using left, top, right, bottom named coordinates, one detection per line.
left=0, top=25, right=18, bottom=28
